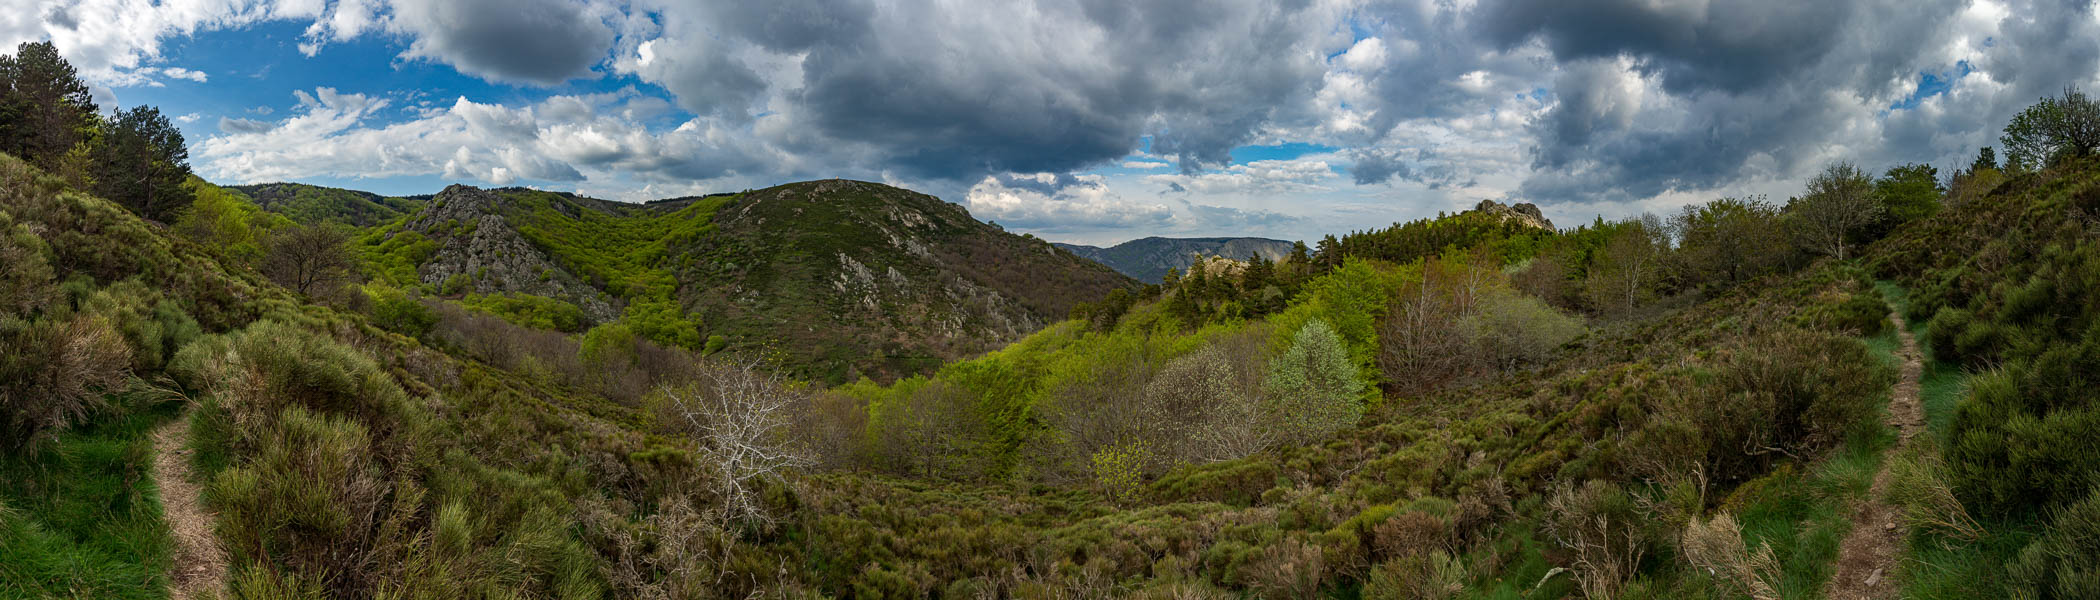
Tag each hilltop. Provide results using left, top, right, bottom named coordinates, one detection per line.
left=1056, top=236, right=1298, bottom=282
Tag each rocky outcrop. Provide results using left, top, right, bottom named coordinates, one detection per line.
left=1469, top=200, right=1555, bottom=231
left=399, top=185, right=620, bottom=322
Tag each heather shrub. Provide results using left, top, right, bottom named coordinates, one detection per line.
left=1701, top=327, right=1887, bottom=484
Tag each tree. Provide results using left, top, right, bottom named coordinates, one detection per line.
left=1969, top=146, right=1997, bottom=174
left=1143, top=344, right=1271, bottom=464
left=1788, top=162, right=1881, bottom=261
left=1673, top=196, right=1786, bottom=285
left=0, top=42, right=97, bottom=166
left=261, top=224, right=357, bottom=297
left=656, top=359, right=813, bottom=526
left=2002, top=86, right=2100, bottom=169
left=93, top=105, right=193, bottom=221
left=1583, top=215, right=1670, bottom=314
left=1870, top=163, right=1942, bottom=237
left=1263, top=318, right=1364, bottom=446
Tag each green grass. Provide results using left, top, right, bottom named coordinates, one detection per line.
left=1897, top=516, right=2038, bottom=599
left=0, top=404, right=177, bottom=600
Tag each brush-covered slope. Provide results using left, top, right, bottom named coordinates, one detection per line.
left=1056, top=236, right=1298, bottom=282
left=678, top=179, right=1135, bottom=382
left=363, top=179, right=1133, bottom=383
left=230, top=182, right=424, bottom=227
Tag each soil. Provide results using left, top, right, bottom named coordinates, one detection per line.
left=1823, top=310, right=1926, bottom=600
left=152, top=416, right=226, bottom=600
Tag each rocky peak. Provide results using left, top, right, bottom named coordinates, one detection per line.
left=1470, top=199, right=1555, bottom=231
left=398, top=185, right=620, bottom=322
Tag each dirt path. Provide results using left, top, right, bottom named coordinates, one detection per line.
left=152, top=416, right=226, bottom=600
left=1823, top=310, right=1926, bottom=600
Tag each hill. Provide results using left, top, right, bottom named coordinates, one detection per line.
left=359, top=179, right=1134, bottom=383
left=229, top=182, right=424, bottom=227
left=1055, top=236, right=1297, bottom=282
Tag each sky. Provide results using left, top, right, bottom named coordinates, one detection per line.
left=6, top=0, right=2097, bottom=246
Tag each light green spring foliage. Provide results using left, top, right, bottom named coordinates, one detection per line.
left=174, top=177, right=292, bottom=265
left=1263, top=318, right=1365, bottom=446
left=1268, top=258, right=1412, bottom=388
left=1460, top=290, right=1586, bottom=370
left=1091, top=440, right=1151, bottom=504
left=459, top=291, right=587, bottom=333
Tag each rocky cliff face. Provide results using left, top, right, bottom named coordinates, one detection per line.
left=398, top=185, right=620, bottom=321
left=1469, top=199, right=1555, bottom=231
left=1056, top=237, right=1297, bottom=283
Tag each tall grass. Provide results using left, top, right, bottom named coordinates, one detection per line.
left=0, top=405, right=177, bottom=599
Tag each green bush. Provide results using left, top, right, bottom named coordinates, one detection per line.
left=1948, top=363, right=2100, bottom=515
left=1700, top=327, right=1889, bottom=484
left=1263, top=318, right=1365, bottom=447
left=1927, top=306, right=1973, bottom=363
left=364, top=285, right=437, bottom=338
left=0, top=314, right=131, bottom=452
left=2008, top=488, right=2100, bottom=599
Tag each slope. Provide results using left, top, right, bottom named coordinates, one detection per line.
left=357, top=179, right=1134, bottom=383
left=229, top=182, right=424, bottom=227
left=1056, top=236, right=1297, bottom=282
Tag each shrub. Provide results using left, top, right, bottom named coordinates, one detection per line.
left=363, top=285, right=437, bottom=338
left=1679, top=512, right=1781, bottom=600
left=1363, top=551, right=1465, bottom=600
left=0, top=212, right=57, bottom=317
left=655, top=359, right=814, bottom=526
left=0, top=313, right=131, bottom=452
left=1543, top=480, right=1660, bottom=599
left=1459, top=291, right=1585, bottom=371
left=1263, top=319, right=1364, bottom=447
left=2007, top=489, right=2100, bottom=599
left=1927, top=306, right=1976, bottom=364
left=1948, top=365, right=2100, bottom=515
left=1701, top=327, right=1887, bottom=484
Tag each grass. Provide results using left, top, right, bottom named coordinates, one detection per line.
left=0, top=402, right=177, bottom=600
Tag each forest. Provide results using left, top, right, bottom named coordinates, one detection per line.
left=4, top=39, right=2100, bottom=599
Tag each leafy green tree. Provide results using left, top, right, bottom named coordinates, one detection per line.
left=2002, top=86, right=2100, bottom=169
left=1262, top=318, right=1364, bottom=446
left=93, top=105, right=193, bottom=221
left=1866, top=163, right=1942, bottom=239
left=0, top=41, right=98, bottom=167
left=1788, top=162, right=1881, bottom=260
left=1673, top=196, right=1786, bottom=285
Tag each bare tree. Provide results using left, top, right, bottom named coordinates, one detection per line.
left=261, top=224, right=357, bottom=297
left=1790, top=162, right=1881, bottom=261
left=656, top=359, right=811, bottom=526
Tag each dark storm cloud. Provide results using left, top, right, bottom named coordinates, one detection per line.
left=1475, top=0, right=1850, bottom=94
left=392, top=0, right=614, bottom=86
left=1475, top=0, right=1979, bottom=204
left=640, top=0, right=1332, bottom=181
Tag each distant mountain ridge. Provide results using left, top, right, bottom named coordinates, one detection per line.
left=1056, top=236, right=1298, bottom=282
